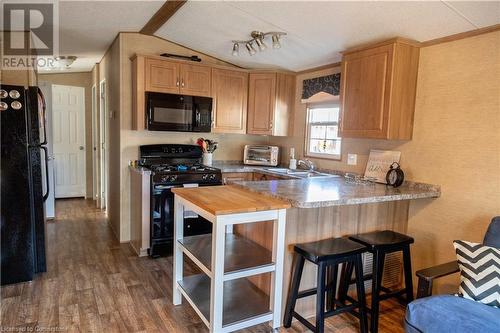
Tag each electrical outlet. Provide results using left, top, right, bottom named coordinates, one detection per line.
left=347, top=154, right=357, bottom=165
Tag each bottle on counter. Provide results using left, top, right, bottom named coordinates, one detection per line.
left=289, top=147, right=297, bottom=170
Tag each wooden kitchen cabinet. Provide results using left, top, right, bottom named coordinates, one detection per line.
left=145, top=58, right=180, bottom=94
left=253, top=172, right=290, bottom=181
left=212, top=68, right=248, bottom=134
left=340, top=38, right=420, bottom=140
left=144, top=57, right=211, bottom=96
left=247, top=72, right=295, bottom=136
left=132, top=55, right=213, bottom=130
left=222, top=172, right=253, bottom=184
left=180, top=63, right=211, bottom=97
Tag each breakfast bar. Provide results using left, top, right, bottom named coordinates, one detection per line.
left=171, top=174, right=441, bottom=331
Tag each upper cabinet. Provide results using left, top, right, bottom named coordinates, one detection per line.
left=180, top=64, right=211, bottom=97
left=145, top=58, right=180, bottom=94
left=339, top=38, right=420, bottom=140
left=211, top=68, right=248, bottom=134
left=132, top=55, right=294, bottom=135
left=144, top=57, right=211, bottom=97
left=247, top=72, right=295, bottom=136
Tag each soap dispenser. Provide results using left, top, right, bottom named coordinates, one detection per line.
left=289, top=147, right=297, bottom=170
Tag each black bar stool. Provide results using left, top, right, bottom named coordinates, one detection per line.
left=283, top=237, right=368, bottom=333
left=338, top=230, right=414, bottom=333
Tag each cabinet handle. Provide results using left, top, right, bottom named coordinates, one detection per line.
left=270, top=122, right=273, bottom=129
left=176, top=78, right=180, bottom=87
left=181, top=79, right=185, bottom=88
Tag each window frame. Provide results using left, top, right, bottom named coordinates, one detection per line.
left=304, top=102, right=342, bottom=161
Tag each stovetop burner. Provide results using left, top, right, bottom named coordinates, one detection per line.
left=149, top=163, right=219, bottom=174
left=139, top=144, right=222, bottom=185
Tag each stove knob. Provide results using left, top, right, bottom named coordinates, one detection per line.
left=161, top=176, right=169, bottom=182
left=169, top=175, right=178, bottom=182
left=202, top=174, right=209, bottom=180
left=209, top=174, right=216, bottom=180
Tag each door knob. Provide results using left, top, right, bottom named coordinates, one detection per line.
left=79, top=146, right=84, bottom=150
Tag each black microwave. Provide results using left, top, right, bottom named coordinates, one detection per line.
left=146, top=92, right=212, bottom=132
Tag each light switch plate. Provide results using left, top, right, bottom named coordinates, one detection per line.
left=347, top=154, right=357, bottom=165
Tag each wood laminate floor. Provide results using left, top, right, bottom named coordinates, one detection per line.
left=1, top=199, right=405, bottom=332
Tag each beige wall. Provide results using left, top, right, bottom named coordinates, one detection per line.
left=98, top=37, right=122, bottom=238
left=102, top=33, right=269, bottom=241
left=38, top=72, right=94, bottom=198
left=271, top=31, right=500, bottom=293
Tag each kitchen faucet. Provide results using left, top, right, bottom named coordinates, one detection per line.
left=298, top=159, right=315, bottom=171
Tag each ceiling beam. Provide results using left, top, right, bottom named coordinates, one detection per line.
left=140, top=0, right=187, bottom=35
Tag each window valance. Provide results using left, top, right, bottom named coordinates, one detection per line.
left=301, top=73, right=340, bottom=100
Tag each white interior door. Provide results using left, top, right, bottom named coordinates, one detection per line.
left=52, top=85, right=86, bottom=198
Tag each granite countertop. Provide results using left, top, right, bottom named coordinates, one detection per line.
left=129, top=165, right=152, bottom=174
left=231, top=177, right=441, bottom=208
left=131, top=161, right=440, bottom=208
left=212, top=162, right=440, bottom=208
left=212, top=161, right=277, bottom=173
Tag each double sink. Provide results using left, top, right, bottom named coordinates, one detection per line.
left=264, top=168, right=339, bottom=179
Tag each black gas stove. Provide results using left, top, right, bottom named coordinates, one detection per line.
left=138, top=144, right=221, bottom=257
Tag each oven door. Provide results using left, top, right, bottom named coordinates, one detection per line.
left=146, top=92, right=212, bottom=132
left=150, top=183, right=216, bottom=257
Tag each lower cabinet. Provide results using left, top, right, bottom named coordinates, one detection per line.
left=222, top=171, right=291, bottom=184
left=222, top=172, right=254, bottom=184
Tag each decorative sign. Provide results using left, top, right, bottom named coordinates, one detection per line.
left=364, top=150, right=401, bottom=184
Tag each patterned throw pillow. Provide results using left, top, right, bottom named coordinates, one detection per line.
left=453, top=240, right=500, bottom=307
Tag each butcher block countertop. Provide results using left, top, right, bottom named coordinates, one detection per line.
left=171, top=185, right=291, bottom=215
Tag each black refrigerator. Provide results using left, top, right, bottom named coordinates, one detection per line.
left=1, top=84, right=48, bottom=285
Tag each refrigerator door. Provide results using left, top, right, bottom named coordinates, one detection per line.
left=26, top=86, right=47, bottom=274
left=0, top=85, right=36, bottom=285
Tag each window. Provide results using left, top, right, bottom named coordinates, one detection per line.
left=305, top=104, right=341, bottom=160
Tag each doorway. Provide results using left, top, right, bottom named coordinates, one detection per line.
left=52, top=84, right=86, bottom=198
left=99, top=80, right=107, bottom=209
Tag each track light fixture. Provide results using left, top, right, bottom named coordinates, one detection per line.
left=232, top=43, right=239, bottom=56
left=272, top=34, right=281, bottom=49
left=232, top=31, right=286, bottom=56
left=245, top=42, right=257, bottom=56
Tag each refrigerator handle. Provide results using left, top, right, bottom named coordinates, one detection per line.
left=38, top=87, right=48, bottom=145
left=40, top=146, right=50, bottom=202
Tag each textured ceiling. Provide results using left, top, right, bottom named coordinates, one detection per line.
left=155, top=1, right=500, bottom=71
left=39, top=0, right=164, bottom=73
left=40, top=1, right=499, bottom=73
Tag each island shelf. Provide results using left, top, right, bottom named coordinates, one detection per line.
left=172, top=185, right=290, bottom=333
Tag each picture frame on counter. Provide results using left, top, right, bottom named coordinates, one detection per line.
left=364, top=149, right=401, bottom=184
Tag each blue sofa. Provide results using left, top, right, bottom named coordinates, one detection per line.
left=405, top=217, right=500, bottom=333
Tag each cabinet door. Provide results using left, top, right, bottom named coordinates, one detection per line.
left=145, top=58, right=180, bottom=94
left=222, top=172, right=253, bottom=184
left=180, top=64, right=211, bottom=97
left=340, top=44, right=393, bottom=139
left=247, top=73, right=276, bottom=135
left=212, top=69, right=248, bottom=134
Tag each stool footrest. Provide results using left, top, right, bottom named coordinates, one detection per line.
left=378, top=289, right=407, bottom=301
left=297, top=287, right=317, bottom=299
left=292, top=311, right=316, bottom=332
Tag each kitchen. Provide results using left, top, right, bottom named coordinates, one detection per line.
left=1, top=1, right=499, bottom=333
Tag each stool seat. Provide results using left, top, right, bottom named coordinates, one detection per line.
left=341, top=230, right=415, bottom=333
left=285, top=236, right=368, bottom=333
left=349, top=230, right=414, bottom=250
left=294, top=237, right=367, bottom=263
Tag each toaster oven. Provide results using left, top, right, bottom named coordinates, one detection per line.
left=243, top=145, right=280, bottom=166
